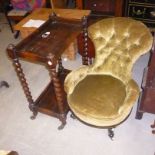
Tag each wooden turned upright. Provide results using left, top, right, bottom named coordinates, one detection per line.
left=6, top=13, right=88, bottom=129
left=46, top=53, right=67, bottom=129
left=7, top=44, right=38, bottom=119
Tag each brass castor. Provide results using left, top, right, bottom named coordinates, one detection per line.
left=108, top=128, right=115, bottom=140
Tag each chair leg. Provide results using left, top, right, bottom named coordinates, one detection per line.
left=70, top=113, right=76, bottom=119
left=14, top=30, right=20, bottom=39
left=5, top=15, right=20, bottom=39
left=108, top=128, right=115, bottom=140
left=5, top=17, right=20, bottom=39
left=151, top=120, right=155, bottom=134
left=5, top=15, right=14, bottom=33
left=0, top=81, right=9, bottom=88
left=135, top=93, right=143, bottom=120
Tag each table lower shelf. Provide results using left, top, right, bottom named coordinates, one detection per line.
left=35, top=69, right=70, bottom=118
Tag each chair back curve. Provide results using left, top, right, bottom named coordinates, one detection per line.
left=88, top=17, right=153, bottom=83
left=64, top=17, right=153, bottom=127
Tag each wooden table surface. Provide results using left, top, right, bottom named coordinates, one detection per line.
left=14, top=8, right=91, bottom=32
left=13, top=8, right=91, bottom=60
left=14, top=17, right=84, bottom=62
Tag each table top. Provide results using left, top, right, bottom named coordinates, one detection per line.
left=14, top=8, right=91, bottom=31
left=9, top=15, right=84, bottom=63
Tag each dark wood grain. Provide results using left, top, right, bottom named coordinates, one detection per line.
left=75, top=0, right=124, bottom=16
left=7, top=14, right=86, bottom=129
left=36, top=69, right=70, bottom=117
left=8, top=151, right=19, bottom=155
left=8, top=15, right=83, bottom=63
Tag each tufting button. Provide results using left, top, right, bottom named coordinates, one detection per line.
left=124, top=32, right=129, bottom=37
left=116, top=40, right=120, bottom=44
left=135, top=40, right=140, bottom=46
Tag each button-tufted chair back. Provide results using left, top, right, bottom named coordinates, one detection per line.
left=64, top=17, right=153, bottom=127
left=89, top=17, right=152, bottom=83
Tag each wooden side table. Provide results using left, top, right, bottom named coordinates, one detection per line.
left=136, top=34, right=155, bottom=119
left=136, top=33, right=155, bottom=134
left=7, top=13, right=88, bottom=129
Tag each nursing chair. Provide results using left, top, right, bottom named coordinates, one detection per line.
left=64, top=17, right=153, bottom=138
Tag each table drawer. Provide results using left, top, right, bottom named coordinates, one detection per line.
left=129, top=0, right=155, bottom=4
left=128, top=4, right=155, bottom=20
left=83, top=0, right=115, bottom=13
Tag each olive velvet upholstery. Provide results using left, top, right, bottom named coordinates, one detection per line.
left=64, top=17, right=153, bottom=127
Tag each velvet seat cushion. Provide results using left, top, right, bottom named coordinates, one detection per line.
left=68, top=74, right=139, bottom=127
left=69, top=75, right=126, bottom=117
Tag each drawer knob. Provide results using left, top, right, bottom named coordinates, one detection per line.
left=93, top=3, right=97, bottom=7
left=150, top=11, right=155, bottom=17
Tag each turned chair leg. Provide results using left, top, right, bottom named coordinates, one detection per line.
left=47, top=53, right=67, bottom=130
